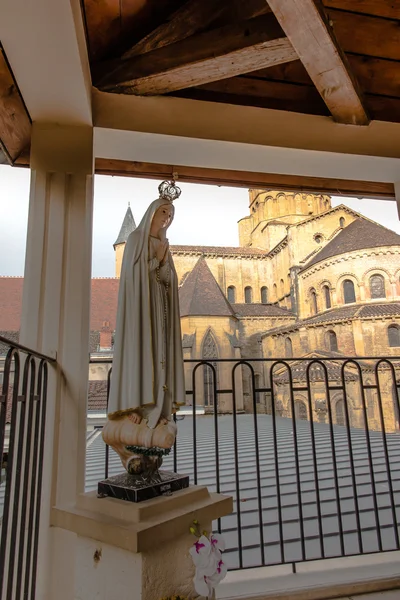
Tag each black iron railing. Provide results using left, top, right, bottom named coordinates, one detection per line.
left=92, top=355, right=400, bottom=571
left=0, top=335, right=55, bottom=600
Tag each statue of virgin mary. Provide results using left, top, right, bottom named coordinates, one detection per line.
left=102, top=183, right=186, bottom=474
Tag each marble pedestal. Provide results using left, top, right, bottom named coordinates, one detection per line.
left=98, top=470, right=189, bottom=503
left=51, top=486, right=232, bottom=600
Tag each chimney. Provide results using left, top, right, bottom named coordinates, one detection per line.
left=99, top=321, right=112, bottom=351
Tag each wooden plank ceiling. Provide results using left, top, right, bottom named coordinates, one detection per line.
left=0, top=46, right=31, bottom=165
left=85, top=0, right=400, bottom=125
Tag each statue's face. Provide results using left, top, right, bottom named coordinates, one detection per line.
left=152, top=204, right=173, bottom=232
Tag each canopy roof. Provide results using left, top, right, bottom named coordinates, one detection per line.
left=0, top=0, right=400, bottom=201
left=85, top=0, right=399, bottom=124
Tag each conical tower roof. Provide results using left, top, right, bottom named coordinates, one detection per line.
left=179, top=258, right=235, bottom=317
left=113, top=204, right=136, bottom=248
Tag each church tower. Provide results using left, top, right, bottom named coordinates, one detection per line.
left=114, top=204, right=136, bottom=277
left=238, top=190, right=331, bottom=250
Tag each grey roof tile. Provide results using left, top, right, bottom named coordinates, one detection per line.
left=304, top=218, right=400, bottom=269
left=179, top=258, right=235, bottom=317
left=232, top=304, right=294, bottom=317
left=113, top=206, right=136, bottom=247
left=171, top=245, right=266, bottom=256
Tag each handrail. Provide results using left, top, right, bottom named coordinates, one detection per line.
left=88, top=355, right=400, bottom=364
left=0, top=335, right=56, bottom=362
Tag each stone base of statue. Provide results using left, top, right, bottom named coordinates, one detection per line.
left=97, top=470, right=189, bottom=503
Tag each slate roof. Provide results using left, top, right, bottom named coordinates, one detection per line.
left=232, top=304, right=294, bottom=318
left=171, top=245, right=266, bottom=256
left=304, top=218, right=400, bottom=269
left=263, top=303, right=400, bottom=337
left=113, top=205, right=136, bottom=247
left=88, top=380, right=108, bottom=411
left=358, top=303, right=400, bottom=318
left=179, top=258, right=235, bottom=318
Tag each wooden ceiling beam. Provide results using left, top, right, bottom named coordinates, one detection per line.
left=94, top=13, right=298, bottom=95
left=14, top=153, right=395, bottom=199
left=266, top=0, right=369, bottom=125
left=0, top=47, right=31, bottom=164
left=94, top=158, right=395, bottom=201
left=123, top=0, right=270, bottom=59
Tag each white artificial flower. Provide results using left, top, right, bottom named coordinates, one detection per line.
left=190, top=533, right=227, bottom=599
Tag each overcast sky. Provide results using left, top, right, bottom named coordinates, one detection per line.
left=1, top=164, right=399, bottom=278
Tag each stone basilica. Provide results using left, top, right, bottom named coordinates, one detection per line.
left=1, top=190, right=400, bottom=429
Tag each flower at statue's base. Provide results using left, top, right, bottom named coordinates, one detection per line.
left=190, top=534, right=227, bottom=599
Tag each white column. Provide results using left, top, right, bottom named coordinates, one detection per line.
left=19, top=123, right=94, bottom=599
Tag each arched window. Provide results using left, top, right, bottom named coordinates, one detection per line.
left=295, top=401, right=307, bottom=420
left=388, top=325, right=400, bottom=347
left=369, top=274, right=386, bottom=299
left=335, top=400, right=345, bottom=426
left=285, top=337, right=293, bottom=358
left=310, top=289, right=318, bottom=315
left=261, top=286, right=268, bottom=304
left=343, top=279, right=356, bottom=304
left=273, top=283, right=277, bottom=300
left=323, top=285, right=331, bottom=309
left=202, top=331, right=218, bottom=406
left=244, top=286, right=253, bottom=304
left=280, top=279, right=285, bottom=296
left=327, top=330, right=338, bottom=352
left=339, top=217, right=345, bottom=228
left=227, top=285, right=236, bottom=303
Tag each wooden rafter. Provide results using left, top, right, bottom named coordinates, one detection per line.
left=94, top=159, right=394, bottom=201
left=13, top=153, right=395, bottom=200
left=0, top=47, right=31, bottom=164
left=94, top=13, right=298, bottom=95
left=266, top=0, right=369, bottom=125
left=123, top=0, right=270, bottom=58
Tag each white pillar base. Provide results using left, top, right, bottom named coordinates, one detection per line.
left=52, top=486, right=232, bottom=600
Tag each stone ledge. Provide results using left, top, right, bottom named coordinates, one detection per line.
left=51, top=485, right=232, bottom=553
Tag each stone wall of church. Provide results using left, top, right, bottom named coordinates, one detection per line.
left=114, top=244, right=125, bottom=278
left=264, top=208, right=358, bottom=306
left=299, top=246, right=400, bottom=319
left=239, top=191, right=331, bottom=251
left=287, top=207, right=358, bottom=267
left=173, top=253, right=270, bottom=304
left=180, top=315, right=244, bottom=412
left=359, top=317, right=400, bottom=356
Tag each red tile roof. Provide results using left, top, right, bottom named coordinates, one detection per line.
left=0, top=277, right=120, bottom=332
left=0, top=277, right=23, bottom=330
left=90, top=279, right=120, bottom=330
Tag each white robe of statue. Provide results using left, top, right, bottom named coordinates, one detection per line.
left=108, top=198, right=185, bottom=431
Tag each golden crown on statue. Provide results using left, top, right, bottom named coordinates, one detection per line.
left=158, top=180, right=181, bottom=203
